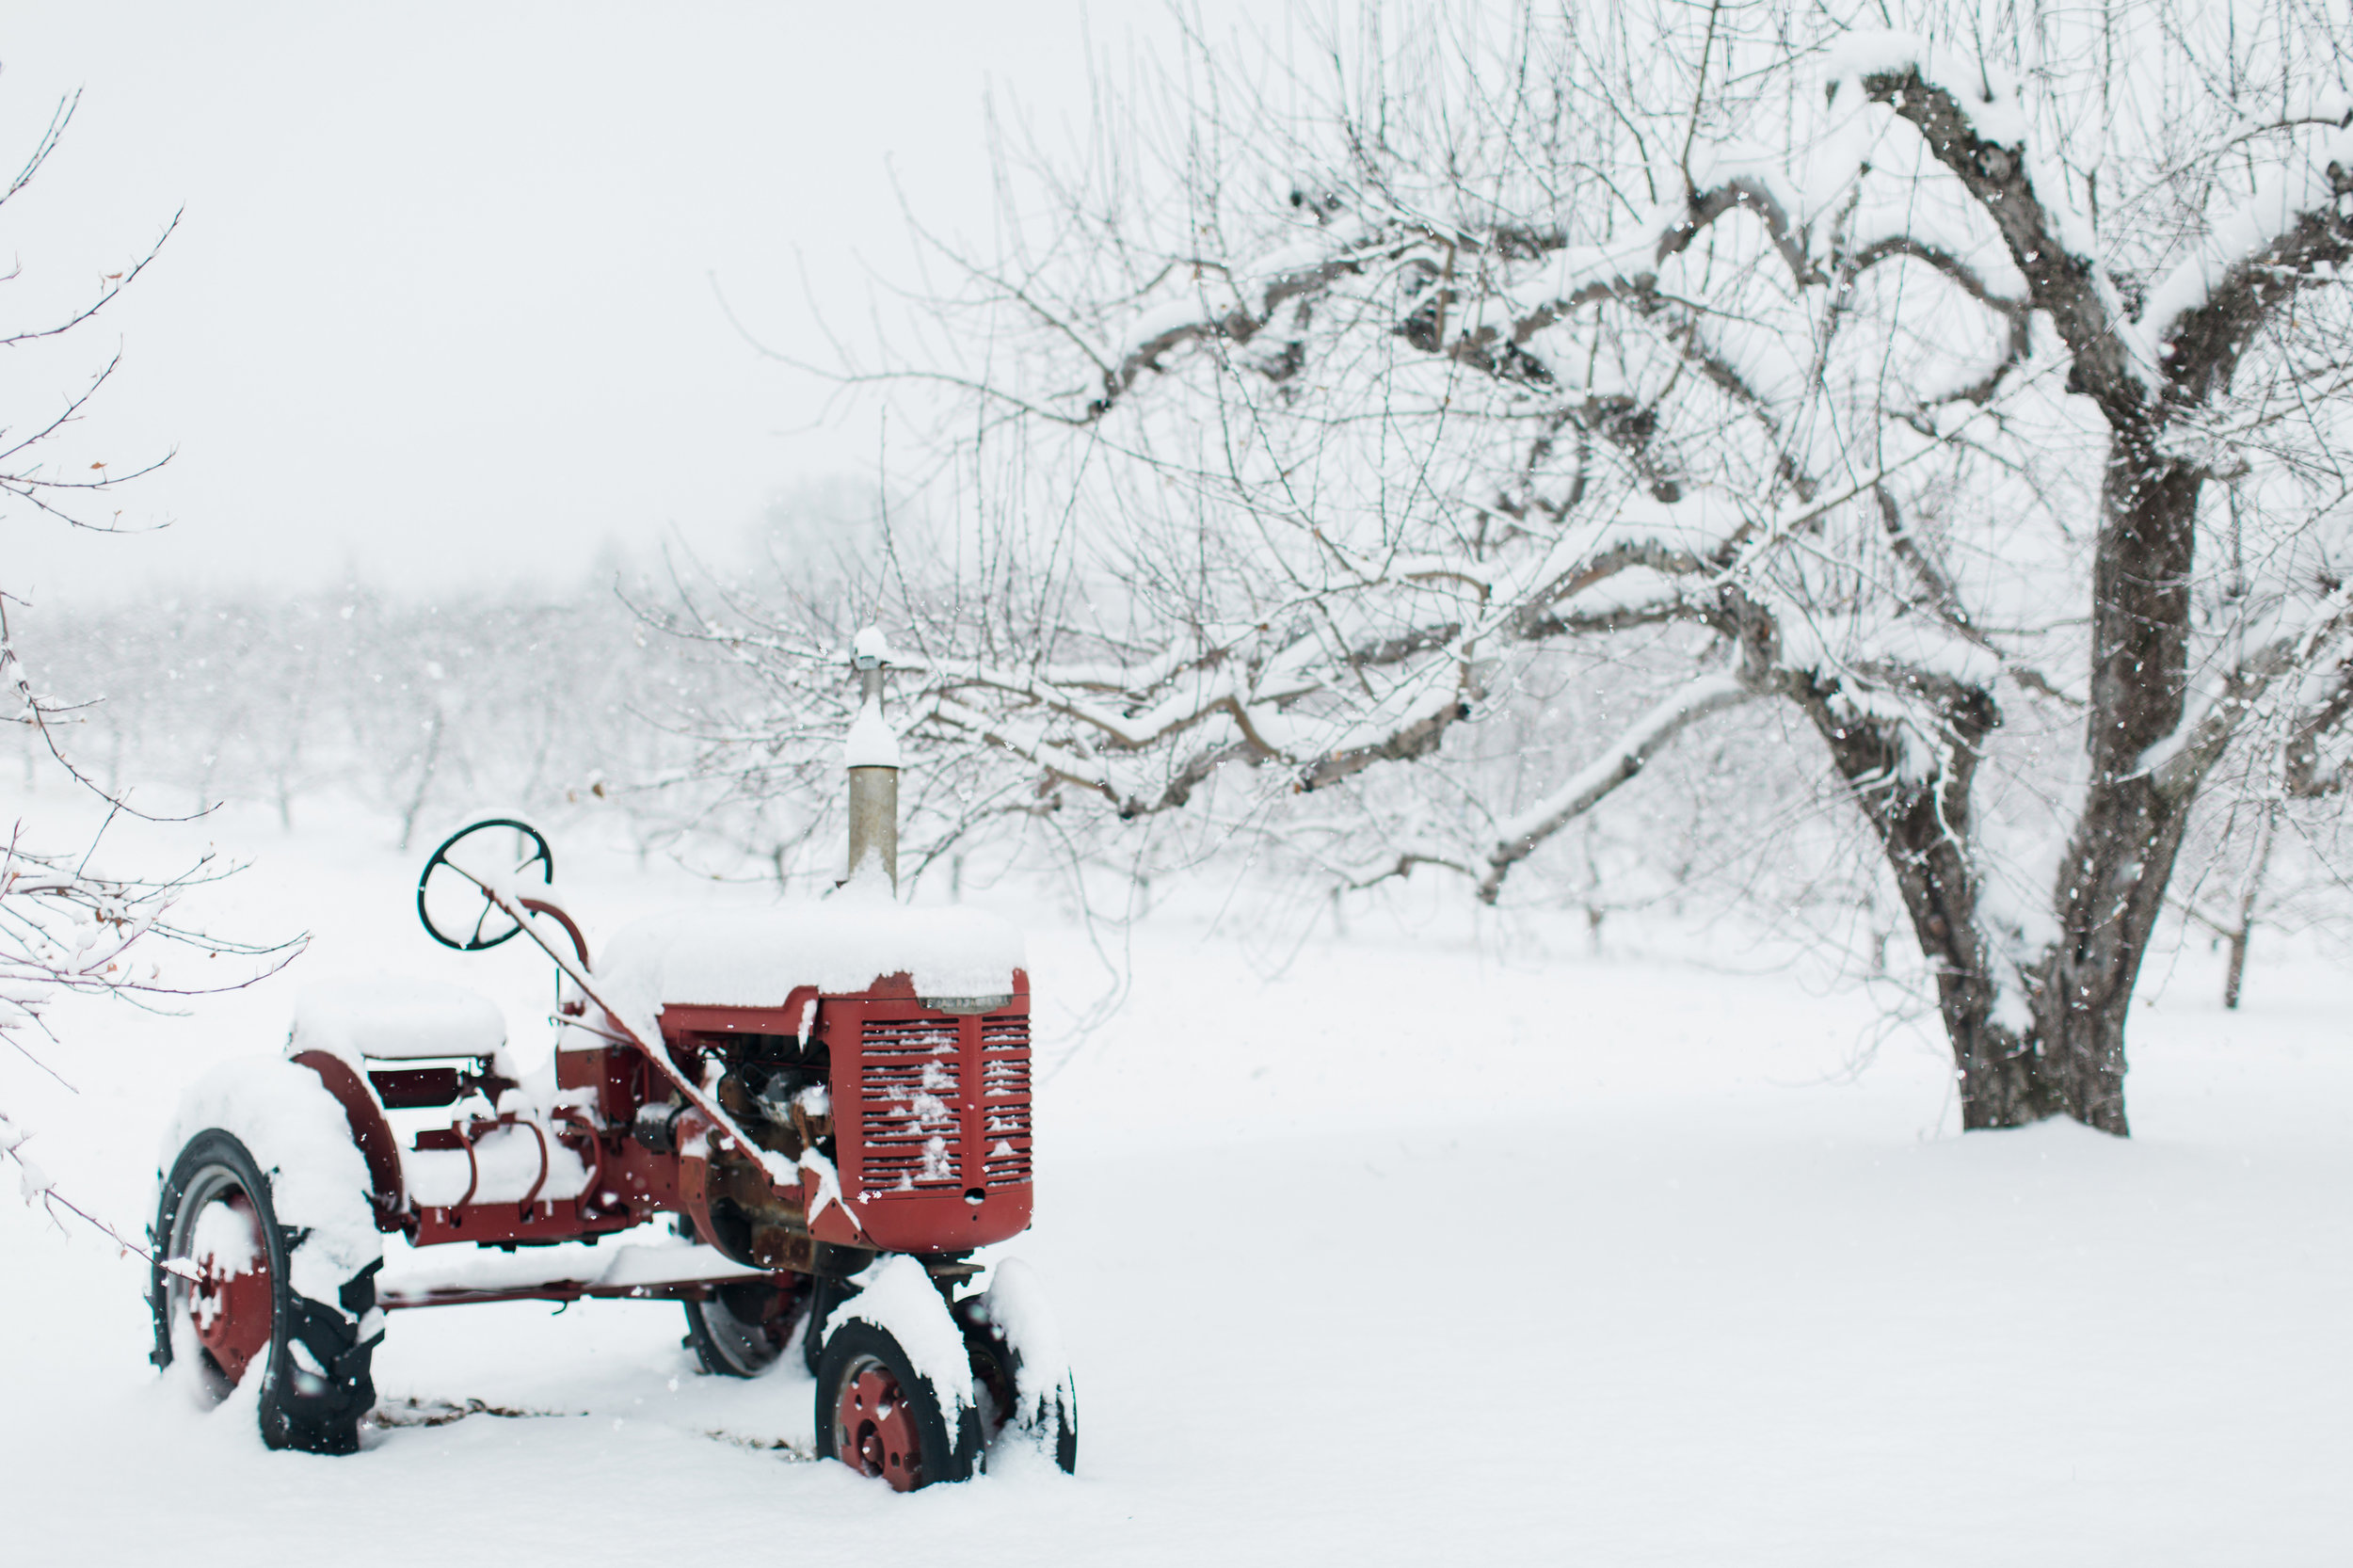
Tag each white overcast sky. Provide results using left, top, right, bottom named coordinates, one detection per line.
left=1, top=1, right=1244, bottom=607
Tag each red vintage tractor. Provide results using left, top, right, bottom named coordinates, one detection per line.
left=149, top=651, right=1075, bottom=1487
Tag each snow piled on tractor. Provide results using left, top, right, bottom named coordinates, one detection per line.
left=287, top=976, right=508, bottom=1065
left=596, top=885, right=1024, bottom=1014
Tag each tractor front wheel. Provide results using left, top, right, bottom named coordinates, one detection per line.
left=152, top=1129, right=380, bottom=1454
left=958, top=1264, right=1078, bottom=1474
left=814, top=1320, right=979, bottom=1491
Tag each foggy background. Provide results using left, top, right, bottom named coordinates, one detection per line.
left=1, top=1, right=1242, bottom=603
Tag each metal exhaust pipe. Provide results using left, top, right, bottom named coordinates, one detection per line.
left=846, top=631, right=899, bottom=891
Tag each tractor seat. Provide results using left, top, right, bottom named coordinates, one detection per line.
left=288, top=975, right=508, bottom=1064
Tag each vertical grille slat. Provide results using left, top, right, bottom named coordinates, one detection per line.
left=977, top=1013, right=1032, bottom=1188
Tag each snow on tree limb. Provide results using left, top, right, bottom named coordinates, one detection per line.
left=1836, top=48, right=2146, bottom=421
left=2146, top=132, right=2353, bottom=403
left=0, top=1105, right=157, bottom=1259
left=2140, top=584, right=2353, bottom=804
left=1477, top=670, right=1759, bottom=903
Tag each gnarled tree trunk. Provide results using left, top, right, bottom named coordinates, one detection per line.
left=1832, top=444, right=2208, bottom=1136
left=1798, top=673, right=2063, bottom=1129
left=2012, top=449, right=2207, bottom=1135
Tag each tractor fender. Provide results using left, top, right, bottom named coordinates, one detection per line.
left=287, top=1050, right=408, bottom=1229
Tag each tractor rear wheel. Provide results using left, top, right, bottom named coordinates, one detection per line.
left=681, top=1275, right=807, bottom=1378
left=152, top=1129, right=381, bottom=1454
left=801, top=1273, right=851, bottom=1376
left=814, top=1320, right=980, bottom=1491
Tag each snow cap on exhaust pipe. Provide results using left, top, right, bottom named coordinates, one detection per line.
left=846, top=625, right=900, bottom=892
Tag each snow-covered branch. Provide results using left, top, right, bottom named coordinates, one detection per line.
left=1838, top=40, right=2142, bottom=420
left=0, top=1105, right=158, bottom=1258
left=1477, top=670, right=1759, bottom=903
left=2148, top=129, right=2353, bottom=404
left=2142, top=588, right=2353, bottom=804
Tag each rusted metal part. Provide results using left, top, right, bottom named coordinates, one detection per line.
left=581, top=1120, right=670, bottom=1217
left=409, top=1198, right=635, bottom=1249
left=557, top=1043, right=644, bottom=1126
left=454, top=1121, right=482, bottom=1208
left=847, top=765, right=899, bottom=888
left=675, top=1110, right=716, bottom=1242
left=379, top=1276, right=747, bottom=1311
left=517, top=1118, right=551, bottom=1215
left=515, top=895, right=589, bottom=967
left=847, top=656, right=899, bottom=890
left=366, top=1065, right=463, bottom=1108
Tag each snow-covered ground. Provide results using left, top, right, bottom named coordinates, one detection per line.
left=3, top=804, right=2347, bottom=1564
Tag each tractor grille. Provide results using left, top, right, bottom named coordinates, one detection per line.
left=978, top=1014, right=1032, bottom=1189
left=858, top=1016, right=963, bottom=1196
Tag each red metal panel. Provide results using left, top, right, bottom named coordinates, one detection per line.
left=554, top=1045, right=642, bottom=1125
left=592, top=1126, right=680, bottom=1216
left=366, top=1065, right=465, bottom=1109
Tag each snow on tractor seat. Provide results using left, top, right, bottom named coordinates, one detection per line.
left=595, top=885, right=1025, bottom=1016
left=287, top=975, right=509, bottom=1065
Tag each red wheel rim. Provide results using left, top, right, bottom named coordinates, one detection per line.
left=834, top=1358, right=923, bottom=1491
left=188, top=1189, right=273, bottom=1384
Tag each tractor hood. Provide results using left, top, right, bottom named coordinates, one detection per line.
left=594, top=889, right=1026, bottom=1016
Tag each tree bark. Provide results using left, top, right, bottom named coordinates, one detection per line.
left=2222, top=803, right=2277, bottom=1011
left=2016, top=447, right=2207, bottom=1135
left=1793, top=673, right=2063, bottom=1128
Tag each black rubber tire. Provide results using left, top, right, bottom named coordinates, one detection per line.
left=802, top=1273, right=852, bottom=1377
left=152, top=1129, right=381, bottom=1455
left=959, top=1296, right=1079, bottom=1473
left=814, top=1319, right=982, bottom=1489
left=681, top=1275, right=807, bottom=1378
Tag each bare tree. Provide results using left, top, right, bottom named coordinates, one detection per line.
left=703, top=1, right=2353, bottom=1135
left=0, top=90, right=292, bottom=1246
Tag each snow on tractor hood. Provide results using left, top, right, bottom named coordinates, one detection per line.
left=288, top=974, right=509, bottom=1065
left=594, top=886, right=1026, bottom=1016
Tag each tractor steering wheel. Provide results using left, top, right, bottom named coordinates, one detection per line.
left=416, top=819, right=555, bottom=952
